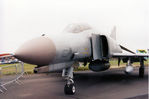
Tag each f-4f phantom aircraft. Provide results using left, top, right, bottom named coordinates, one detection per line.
left=3, top=23, right=149, bottom=95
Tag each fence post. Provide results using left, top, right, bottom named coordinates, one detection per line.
left=0, top=67, right=4, bottom=93
left=15, top=64, right=18, bottom=74
left=21, top=62, right=24, bottom=73
left=0, top=67, right=2, bottom=83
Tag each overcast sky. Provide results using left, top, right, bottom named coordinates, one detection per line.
left=0, top=0, right=149, bottom=53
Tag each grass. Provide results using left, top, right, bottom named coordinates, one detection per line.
left=23, top=63, right=36, bottom=74
left=0, top=63, right=36, bottom=75
left=0, top=59, right=148, bottom=75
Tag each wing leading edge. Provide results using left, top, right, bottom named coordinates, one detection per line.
left=112, top=53, right=149, bottom=58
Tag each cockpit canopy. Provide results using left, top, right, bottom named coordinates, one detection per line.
left=64, top=23, right=92, bottom=33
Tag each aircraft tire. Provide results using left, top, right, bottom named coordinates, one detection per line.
left=64, top=83, right=75, bottom=95
left=139, top=67, right=144, bottom=78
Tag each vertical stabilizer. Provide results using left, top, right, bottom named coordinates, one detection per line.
left=110, top=26, right=116, bottom=40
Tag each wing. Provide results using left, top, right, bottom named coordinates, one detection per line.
left=112, top=53, right=149, bottom=57
left=112, top=53, right=148, bottom=66
left=111, top=45, right=148, bottom=65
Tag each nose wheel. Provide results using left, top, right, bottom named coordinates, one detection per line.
left=64, top=79, right=76, bottom=95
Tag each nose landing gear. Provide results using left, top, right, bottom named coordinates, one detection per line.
left=62, top=67, right=75, bottom=95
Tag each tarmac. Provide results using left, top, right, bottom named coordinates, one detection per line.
left=0, top=67, right=148, bottom=99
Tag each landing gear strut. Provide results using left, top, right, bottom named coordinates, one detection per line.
left=139, top=58, right=144, bottom=78
left=62, top=67, right=75, bottom=95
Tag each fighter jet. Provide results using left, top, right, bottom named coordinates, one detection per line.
left=5, top=23, right=149, bottom=95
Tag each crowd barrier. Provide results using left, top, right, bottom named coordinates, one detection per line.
left=0, top=62, right=24, bottom=93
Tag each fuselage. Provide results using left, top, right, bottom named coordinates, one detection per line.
left=14, top=23, right=122, bottom=72
left=50, top=29, right=122, bottom=63
left=15, top=29, right=122, bottom=66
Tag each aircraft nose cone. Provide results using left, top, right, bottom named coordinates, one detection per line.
left=14, top=37, right=56, bottom=66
